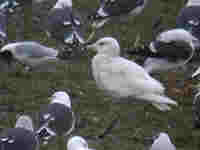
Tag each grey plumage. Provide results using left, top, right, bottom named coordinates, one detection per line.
left=36, top=91, right=75, bottom=145
left=89, top=0, right=148, bottom=28
left=0, top=115, right=38, bottom=150
left=46, top=0, right=85, bottom=46
left=0, top=41, right=59, bottom=69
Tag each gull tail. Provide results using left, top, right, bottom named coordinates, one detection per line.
left=137, top=94, right=178, bottom=111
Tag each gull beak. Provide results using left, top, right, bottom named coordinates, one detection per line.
left=86, top=43, right=96, bottom=51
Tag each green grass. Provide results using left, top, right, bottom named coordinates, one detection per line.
left=2, top=0, right=200, bottom=150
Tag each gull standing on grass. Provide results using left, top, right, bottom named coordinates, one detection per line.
left=0, top=115, right=39, bottom=150
left=87, top=37, right=178, bottom=111
left=128, top=0, right=200, bottom=74
left=0, top=41, right=60, bottom=70
left=36, top=91, right=75, bottom=145
left=147, top=0, right=200, bottom=74
left=175, top=0, right=200, bottom=77
left=144, top=29, right=199, bottom=73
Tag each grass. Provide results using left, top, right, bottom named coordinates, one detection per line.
left=1, top=0, right=200, bottom=150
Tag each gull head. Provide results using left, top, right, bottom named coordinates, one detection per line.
left=50, top=91, right=71, bottom=108
left=67, top=136, right=91, bottom=150
left=15, top=115, right=34, bottom=132
left=87, top=37, right=120, bottom=57
left=0, top=43, right=19, bottom=64
left=54, top=0, right=72, bottom=9
left=149, top=29, right=199, bottom=53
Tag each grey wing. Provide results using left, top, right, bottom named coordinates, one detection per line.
left=103, top=0, right=144, bottom=16
left=16, top=42, right=58, bottom=58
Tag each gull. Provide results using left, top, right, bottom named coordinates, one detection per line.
left=0, top=41, right=59, bottom=70
left=144, top=29, right=199, bottom=73
left=128, top=0, right=200, bottom=74
left=175, top=0, right=200, bottom=77
left=0, top=115, right=39, bottom=150
left=36, top=91, right=75, bottom=145
left=46, top=0, right=85, bottom=46
left=89, top=0, right=148, bottom=28
left=87, top=37, right=178, bottom=111
left=67, top=136, right=94, bottom=150
left=150, top=132, right=176, bottom=150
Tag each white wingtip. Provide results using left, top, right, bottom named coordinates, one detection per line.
left=138, top=94, right=178, bottom=111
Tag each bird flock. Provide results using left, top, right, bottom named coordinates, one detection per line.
left=0, top=0, right=200, bottom=150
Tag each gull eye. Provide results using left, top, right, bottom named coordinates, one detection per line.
left=99, top=42, right=105, bottom=46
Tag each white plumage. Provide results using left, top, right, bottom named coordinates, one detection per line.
left=88, top=37, right=178, bottom=111
left=15, top=115, right=34, bottom=132
left=150, top=132, right=176, bottom=150
left=50, top=91, right=71, bottom=108
left=67, top=136, right=94, bottom=150
left=53, top=0, right=72, bottom=9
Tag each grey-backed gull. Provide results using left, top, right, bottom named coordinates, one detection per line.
left=0, top=41, right=59, bottom=70
left=36, top=91, right=75, bottom=145
left=89, top=0, right=148, bottom=28
left=0, top=115, right=38, bottom=150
